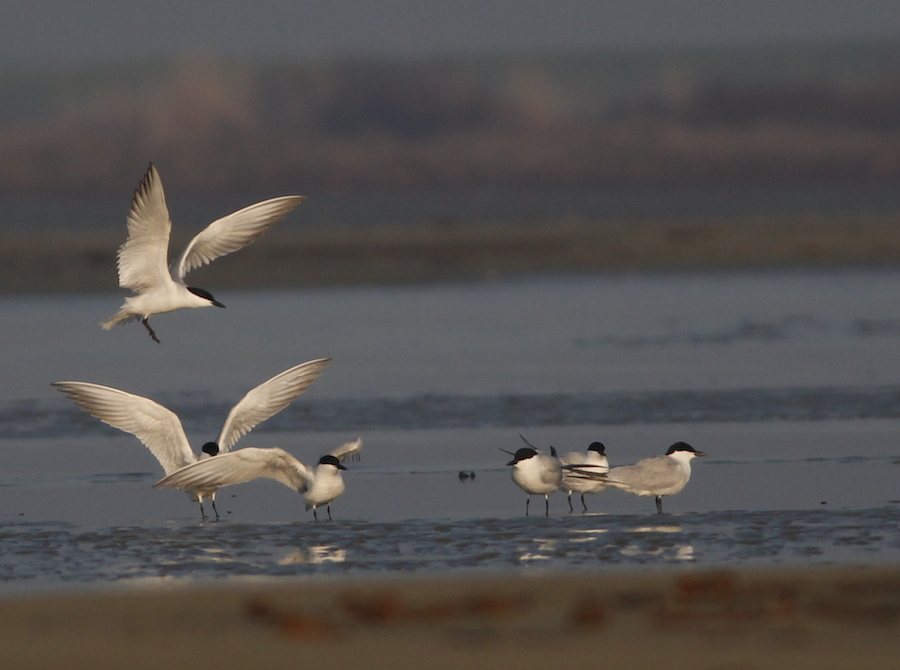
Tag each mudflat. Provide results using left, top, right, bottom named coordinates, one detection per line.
left=3, top=215, right=900, bottom=293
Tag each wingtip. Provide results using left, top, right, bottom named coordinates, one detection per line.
left=277, top=194, right=307, bottom=217
left=131, top=162, right=162, bottom=209
left=518, top=433, right=538, bottom=450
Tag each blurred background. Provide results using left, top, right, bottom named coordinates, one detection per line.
left=2, top=0, right=900, bottom=288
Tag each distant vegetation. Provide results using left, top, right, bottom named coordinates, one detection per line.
left=1, top=39, right=899, bottom=194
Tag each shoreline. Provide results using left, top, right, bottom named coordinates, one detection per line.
left=3, top=214, right=900, bottom=293
left=3, top=565, right=900, bottom=668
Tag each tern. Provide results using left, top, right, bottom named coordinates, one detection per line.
left=154, top=439, right=362, bottom=520
left=52, top=358, right=331, bottom=518
left=605, top=442, right=707, bottom=513
left=101, top=163, right=305, bottom=342
left=559, top=442, right=609, bottom=512
left=503, top=435, right=564, bottom=516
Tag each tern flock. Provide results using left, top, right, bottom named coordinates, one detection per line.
left=53, top=163, right=706, bottom=520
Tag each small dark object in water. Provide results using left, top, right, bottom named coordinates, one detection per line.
left=458, top=470, right=476, bottom=480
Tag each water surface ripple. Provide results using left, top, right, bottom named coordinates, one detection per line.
left=6, top=385, right=900, bottom=438
left=2, top=508, right=898, bottom=587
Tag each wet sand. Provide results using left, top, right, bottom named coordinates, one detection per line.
left=4, top=214, right=900, bottom=292
left=3, top=566, right=900, bottom=669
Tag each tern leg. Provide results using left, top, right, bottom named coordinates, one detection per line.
left=199, top=502, right=207, bottom=520
left=211, top=499, right=220, bottom=519
left=544, top=494, right=550, bottom=517
left=655, top=496, right=663, bottom=514
left=567, top=493, right=574, bottom=513
left=142, top=318, right=161, bottom=344
left=581, top=493, right=588, bottom=513
left=313, top=506, right=319, bottom=521
left=327, top=503, right=333, bottom=521
left=525, top=496, right=530, bottom=516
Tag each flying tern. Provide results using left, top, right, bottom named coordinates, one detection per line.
left=559, top=441, right=609, bottom=512
left=154, top=438, right=362, bottom=520
left=101, top=163, right=305, bottom=342
left=52, top=358, right=331, bottom=518
left=605, top=442, right=707, bottom=513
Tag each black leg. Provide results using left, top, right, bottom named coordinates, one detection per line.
left=655, top=496, right=663, bottom=514
left=199, top=502, right=207, bottom=520
left=327, top=503, right=333, bottom=521
left=313, top=506, right=319, bottom=521
left=142, top=318, right=161, bottom=344
left=211, top=499, right=220, bottom=519
left=567, top=493, right=574, bottom=513
left=581, top=493, right=588, bottom=513
left=525, top=496, right=530, bottom=516
left=544, top=494, right=550, bottom=517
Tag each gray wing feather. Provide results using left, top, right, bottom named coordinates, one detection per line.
left=154, top=447, right=313, bottom=492
left=216, top=359, right=332, bottom=452
left=116, top=163, right=173, bottom=291
left=606, top=457, right=683, bottom=493
left=52, top=381, right=196, bottom=474
left=538, top=456, right=562, bottom=487
left=173, top=195, right=305, bottom=280
left=325, top=438, right=363, bottom=462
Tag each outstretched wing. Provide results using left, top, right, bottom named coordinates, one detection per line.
left=154, top=447, right=313, bottom=493
left=216, top=358, right=332, bottom=452
left=52, top=380, right=196, bottom=474
left=325, top=438, right=362, bottom=463
left=173, top=195, right=305, bottom=280
left=116, top=163, right=173, bottom=291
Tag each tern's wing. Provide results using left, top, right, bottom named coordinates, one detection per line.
left=518, top=433, right=541, bottom=450
left=116, top=163, right=174, bottom=292
left=606, top=457, right=681, bottom=492
left=51, top=381, right=195, bottom=474
left=216, top=358, right=332, bottom=452
left=558, top=451, right=585, bottom=465
left=172, top=195, right=305, bottom=280
left=154, top=447, right=313, bottom=493
left=561, top=451, right=608, bottom=487
left=538, top=455, right=562, bottom=486
left=324, top=438, right=362, bottom=463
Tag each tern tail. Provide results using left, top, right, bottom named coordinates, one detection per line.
left=100, top=310, right=139, bottom=330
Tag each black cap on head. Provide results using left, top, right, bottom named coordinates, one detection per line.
left=588, top=442, right=606, bottom=455
left=506, top=447, right=537, bottom=466
left=666, top=441, right=702, bottom=455
left=187, top=286, right=226, bottom=308
left=201, top=442, right=219, bottom=456
left=319, top=454, right=347, bottom=469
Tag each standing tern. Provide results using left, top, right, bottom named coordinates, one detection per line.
left=559, top=442, right=609, bottom=512
left=605, top=442, right=707, bottom=513
left=101, top=163, right=305, bottom=342
left=52, top=358, right=331, bottom=518
left=154, top=439, right=363, bottom=520
left=503, top=435, right=564, bottom=516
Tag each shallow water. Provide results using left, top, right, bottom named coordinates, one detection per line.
left=2, top=269, right=900, bottom=589
left=4, top=508, right=900, bottom=591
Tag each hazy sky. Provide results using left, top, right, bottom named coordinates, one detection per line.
left=2, top=0, right=900, bottom=67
